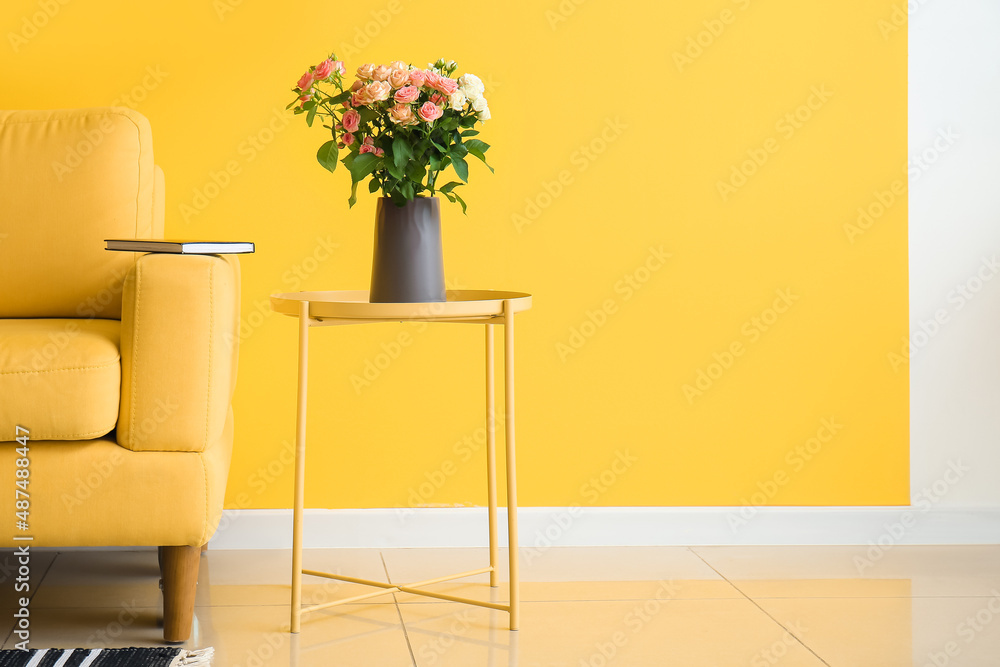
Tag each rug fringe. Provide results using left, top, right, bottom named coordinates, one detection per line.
left=170, top=647, right=214, bottom=666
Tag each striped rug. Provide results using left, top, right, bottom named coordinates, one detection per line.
left=0, top=647, right=212, bottom=666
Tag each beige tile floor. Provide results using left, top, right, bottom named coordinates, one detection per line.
left=2, top=545, right=999, bottom=666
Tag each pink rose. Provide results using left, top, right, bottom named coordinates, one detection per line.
left=429, top=92, right=446, bottom=106
left=388, top=103, right=418, bottom=126
left=409, top=69, right=427, bottom=88
left=333, top=60, right=346, bottom=75
left=314, top=59, right=334, bottom=80
left=417, top=102, right=444, bottom=123
left=360, top=136, right=384, bottom=157
left=422, top=70, right=440, bottom=90
left=433, top=76, right=458, bottom=95
left=339, top=132, right=355, bottom=148
left=373, top=65, right=392, bottom=82
left=357, top=63, right=376, bottom=79
left=296, top=71, right=314, bottom=91
left=394, top=85, right=420, bottom=104
left=363, top=81, right=392, bottom=102
left=342, top=108, right=361, bottom=133
left=388, top=68, right=411, bottom=89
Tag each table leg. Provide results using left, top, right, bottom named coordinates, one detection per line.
left=486, top=325, right=499, bottom=588
left=503, top=300, right=519, bottom=631
left=291, top=301, right=310, bottom=633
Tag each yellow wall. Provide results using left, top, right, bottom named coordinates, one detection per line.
left=1, top=0, right=908, bottom=510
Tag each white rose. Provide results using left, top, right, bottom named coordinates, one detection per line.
left=477, top=106, right=491, bottom=121
left=458, top=73, right=485, bottom=95
left=448, top=90, right=467, bottom=109
left=472, top=96, right=489, bottom=113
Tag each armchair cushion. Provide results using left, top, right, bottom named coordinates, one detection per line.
left=0, top=319, right=121, bottom=441
left=0, top=108, right=159, bottom=319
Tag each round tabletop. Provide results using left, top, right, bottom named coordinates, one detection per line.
left=270, top=290, right=532, bottom=321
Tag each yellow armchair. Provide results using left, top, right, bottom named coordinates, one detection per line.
left=0, top=107, right=240, bottom=642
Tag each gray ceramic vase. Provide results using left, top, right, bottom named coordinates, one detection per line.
left=369, top=196, right=446, bottom=303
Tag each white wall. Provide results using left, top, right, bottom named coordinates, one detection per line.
left=910, top=0, right=1000, bottom=508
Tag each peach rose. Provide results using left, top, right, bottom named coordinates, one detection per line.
left=417, top=102, right=443, bottom=123
left=388, top=103, right=418, bottom=126
left=357, top=63, right=376, bottom=79
left=342, top=108, right=361, bottom=133
left=389, top=60, right=408, bottom=71
left=363, top=81, right=392, bottom=102
left=394, top=85, right=420, bottom=104
left=350, top=79, right=363, bottom=92
left=388, top=68, right=411, bottom=89
left=314, top=59, right=335, bottom=80
left=296, top=71, right=314, bottom=91
left=352, top=89, right=372, bottom=107
left=373, top=65, right=392, bottom=81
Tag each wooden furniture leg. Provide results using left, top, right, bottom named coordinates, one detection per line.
left=161, top=544, right=202, bottom=643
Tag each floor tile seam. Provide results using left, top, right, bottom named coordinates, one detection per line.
left=687, top=546, right=833, bottom=667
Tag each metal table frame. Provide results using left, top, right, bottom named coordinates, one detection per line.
left=270, top=290, right=532, bottom=633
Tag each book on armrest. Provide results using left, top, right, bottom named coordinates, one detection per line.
left=105, top=239, right=255, bottom=254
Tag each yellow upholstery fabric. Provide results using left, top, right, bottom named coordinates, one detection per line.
left=0, top=410, right=234, bottom=547
left=0, top=107, right=240, bottom=550
left=0, top=319, right=121, bottom=441
left=117, top=253, right=239, bottom=452
left=0, top=108, right=155, bottom=319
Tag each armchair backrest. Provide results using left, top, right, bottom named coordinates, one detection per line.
left=0, top=107, right=163, bottom=319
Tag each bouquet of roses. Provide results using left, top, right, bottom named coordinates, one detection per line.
left=290, top=56, right=492, bottom=211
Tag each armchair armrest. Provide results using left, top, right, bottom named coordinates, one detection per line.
left=117, top=253, right=240, bottom=452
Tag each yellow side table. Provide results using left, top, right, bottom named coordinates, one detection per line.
left=270, top=290, right=532, bottom=632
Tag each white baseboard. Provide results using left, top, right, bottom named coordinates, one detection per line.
left=207, top=506, right=1000, bottom=550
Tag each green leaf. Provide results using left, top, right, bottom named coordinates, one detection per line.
left=451, top=155, right=469, bottom=183
left=438, top=181, right=463, bottom=194
left=348, top=179, right=361, bottom=208
left=348, top=152, right=380, bottom=182
left=460, top=115, right=477, bottom=128
left=451, top=142, right=469, bottom=158
left=463, top=140, right=493, bottom=172
left=407, top=162, right=426, bottom=183
left=328, top=91, right=351, bottom=105
left=368, top=178, right=381, bottom=194
left=385, top=156, right=404, bottom=181
left=392, top=136, right=412, bottom=173
left=358, top=106, right=379, bottom=124
left=316, top=141, right=339, bottom=173
left=306, top=103, right=318, bottom=127
left=285, top=99, right=300, bottom=110
left=461, top=129, right=480, bottom=137
left=428, top=153, right=443, bottom=172
left=453, top=192, right=468, bottom=215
